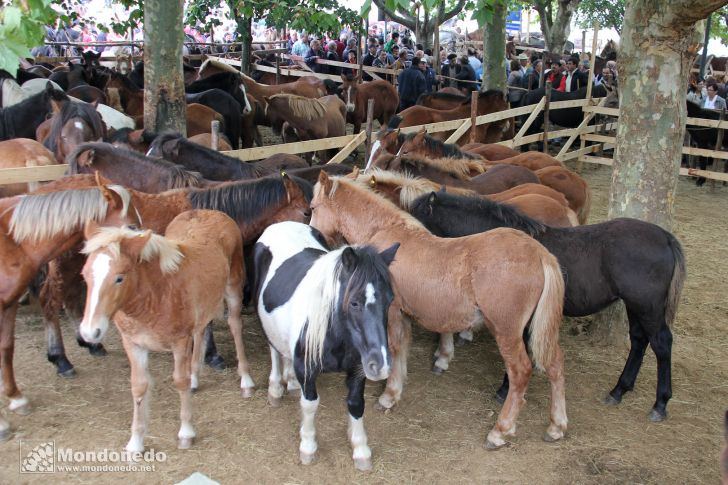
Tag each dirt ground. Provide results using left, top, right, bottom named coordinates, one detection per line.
left=1, top=157, right=727, bottom=484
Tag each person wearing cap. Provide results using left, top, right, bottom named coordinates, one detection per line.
left=397, top=56, right=427, bottom=111
left=517, top=53, right=528, bottom=76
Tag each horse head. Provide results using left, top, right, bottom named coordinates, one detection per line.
left=339, top=73, right=361, bottom=113
left=398, top=128, right=427, bottom=158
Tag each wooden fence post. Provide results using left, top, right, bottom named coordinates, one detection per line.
left=542, top=81, right=552, bottom=153
left=211, top=120, right=220, bottom=151
left=577, top=22, right=599, bottom=172
left=710, top=107, right=726, bottom=188
left=469, top=90, right=479, bottom=144
left=364, top=99, right=375, bottom=167
left=275, top=54, right=281, bottom=84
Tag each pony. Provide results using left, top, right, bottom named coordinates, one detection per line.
left=310, top=172, right=567, bottom=449
left=389, top=90, right=509, bottom=144
left=0, top=82, right=69, bottom=140
left=67, top=85, right=107, bottom=105
left=415, top=90, right=467, bottom=110
left=145, top=132, right=308, bottom=181
left=360, top=169, right=578, bottom=227
left=185, top=90, right=243, bottom=150
left=253, top=221, right=398, bottom=470
left=0, top=176, right=139, bottom=423
left=534, top=166, right=591, bottom=224
left=41, top=100, right=106, bottom=162
left=0, top=139, right=57, bottom=198
left=79, top=210, right=255, bottom=452
left=338, top=74, right=399, bottom=133
left=185, top=71, right=252, bottom=115
left=409, top=190, right=686, bottom=421
left=186, top=103, right=225, bottom=138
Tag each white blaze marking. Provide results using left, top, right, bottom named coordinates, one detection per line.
left=365, top=283, right=376, bottom=305
left=82, top=253, right=111, bottom=340
left=396, top=145, right=403, bottom=156
left=239, top=84, right=252, bottom=114
left=365, top=140, right=380, bottom=171
left=346, top=86, right=355, bottom=112
left=74, top=121, right=84, bottom=131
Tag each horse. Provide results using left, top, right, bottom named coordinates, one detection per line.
left=338, top=74, right=399, bottom=133
left=359, top=169, right=578, bottom=227
left=41, top=100, right=106, bottom=162
left=409, top=190, right=686, bottom=421
left=185, top=71, right=253, bottom=115
left=48, top=62, right=89, bottom=91
left=146, top=132, right=309, bottom=180
left=415, top=90, right=468, bottom=110
left=374, top=155, right=540, bottom=195
left=185, top=103, right=225, bottom=138
left=0, top=139, right=57, bottom=197
left=253, top=221, right=398, bottom=470
left=188, top=132, right=232, bottom=151
left=67, top=85, right=107, bottom=105
left=685, top=100, right=728, bottom=186
left=389, top=90, right=510, bottom=144
left=0, top=82, right=69, bottom=140
left=79, top=210, right=255, bottom=452
left=534, top=166, right=591, bottom=224
left=0, top=176, right=139, bottom=422
left=185, top=90, right=243, bottom=150
left=264, top=94, right=346, bottom=163
left=310, top=172, right=567, bottom=449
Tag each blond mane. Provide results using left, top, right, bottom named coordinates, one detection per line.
left=363, top=168, right=478, bottom=209
left=82, top=226, right=183, bottom=274
left=269, top=93, right=326, bottom=120
left=402, top=154, right=484, bottom=180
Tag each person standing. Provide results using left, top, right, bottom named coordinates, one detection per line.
left=304, top=39, right=326, bottom=73
left=397, top=56, right=427, bottom=111
left=703, top=82, right=727, bottom=110
left=325, top=41, right=341, bottom=75
left=362, top=43, right=378, bottom=81
left=384, top=31, right=400, bottom=54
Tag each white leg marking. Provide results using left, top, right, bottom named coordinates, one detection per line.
left=178, top=421, right=195, bottom=440
left=9, top=396, right=29, bottom=412
left=299, top=396, right=319, bottom=463
left=349, top=414, right=372, bottom=470
left=80, top=253, right=111, bottom=343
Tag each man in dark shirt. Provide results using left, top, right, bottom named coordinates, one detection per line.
left=397, top=56, right=427, bottom=111
left=362, top=44, right=378, bottom=81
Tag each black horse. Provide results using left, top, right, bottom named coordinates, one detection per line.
left=685, top=100, right=728, bottom=186
left=186, top=72, right=252, bottom=115
left=185, top=89, right=243, bottom=150
left=0, top=82, right=69, bottom=140
left=409, top=190, right=686, bottom=422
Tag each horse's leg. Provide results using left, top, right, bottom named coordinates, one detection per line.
left=172, top=339, right=195, bottom=449
left=346, top=369, right=372, bottom=471
left=377, top=304, right=410, bottom=410
left=0, top=303, right=29, bottom=415
left=647, top=324, right=673, bottom=422
left=298, top=376, right=320, bottom=465
left=267, top=346, right=284, bottom=406
left=486, top=334, right=531, bottom=450
left=456, top=330, right=474, bottom=346
left=190, top=328, right=205, bottom=392
left=225, top=263, right=255, bottom=398
left=39, top=260, right=75, bottom=376
left=122, top=337, right=151, bottom=453
left=203, top=323, right=225, bottom=370
left=433, top=332, right=455, bottom=374
left=606, top=317, right=649, bottom=406
left=542, top=342, right=568, bottom=442
left=283, top=357, right=301, bottom=395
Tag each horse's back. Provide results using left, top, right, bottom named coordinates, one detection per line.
left=166, top=209, right=241, bottom=262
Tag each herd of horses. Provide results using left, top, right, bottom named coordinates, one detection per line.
left=0, top=48, right=720, bottom=473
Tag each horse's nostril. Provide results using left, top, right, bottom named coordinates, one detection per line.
left=304, top=210, right=312, bottom=218
left=93, top=328, right=101, bottom=339
left=367, top=361, right=379, bottom=376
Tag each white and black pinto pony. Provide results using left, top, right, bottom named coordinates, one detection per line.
left=253, top=221, right=399, bottom=471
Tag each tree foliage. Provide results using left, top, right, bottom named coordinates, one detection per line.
left=710, top=7, right=728, bottom=46
left=0, top=0, right=58, bottom=76
left=574, top=0, right=625, bottom=34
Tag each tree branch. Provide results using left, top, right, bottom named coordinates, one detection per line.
left=442, top=0, right=467, bottom=23
left=674, top=0, right=728, bottom=24
left=372, top=0, right=416, bottom=29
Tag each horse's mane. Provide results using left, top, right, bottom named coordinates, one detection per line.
left=67, top=142, right=204, bottom=189
left=416, top=133, right=483, bottom=160
left=316, top=177, right=425, bottom=231
left=44, top=101, right=106, bottom=155
left=199, top=58, right=240, bottom=77
left=188, top=174, right=312, bottom=223
left=462, top=89, right=505, bottom=105
left=364, top=168, right=477, bottom=209
left=417, top=91, right=467, bottom=104
left=9, top=184, right=131, bottom=243
left=82, top=225, right=183, bottom=274
left=269, top=93, right=327, bottom=120
left=412, top=190, right=546, bottom=237
left=399, top=154, right=484, bottom=179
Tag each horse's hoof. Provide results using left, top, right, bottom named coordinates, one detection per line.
left=58, top=367, right=77, bottom=379
left=455, top=336, right=470, bottom=347
left=190, top=386, right=199, bottom=394
left=0, top=427, right=11, bottom=442
left=543, top=429, right=565, bottom=443
left=241, top=386, right=255, bottom=399
left=603, top=394, right=621, bottom=406
left=268, top=395, right=282, bottom=407
left=353, top=457, right=372, bottom=472
left=205, top=354, right=226, bottom=370
left=484, top=438, right=508, bottom=450
left=375, top=394, right=396, bottom=412
left=300, top=451, right=316, bottom=465
left=178, top=437, right=194, bottom=450
left=88, top=344, right=107, bottom=357
left=431, top=364, right=445, bottom=376
left=648, top=409, right=666, bottom=422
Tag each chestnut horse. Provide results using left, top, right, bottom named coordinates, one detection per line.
left=310, top=172, right=567, bottom=449
left=535, top=166, right=591, bottom=224
left=338, top=74, right=399, bottom=133
left=80, top=210, right=254, bottom=452
left=0, top=139, right=57, bottom=197
left=388, top=89, right=509, bottom=144
left=40, top=100, right=106, bottom=162
left=0, top=176, right=138, bottom=426
left=358, top=169, right=578, bottom=227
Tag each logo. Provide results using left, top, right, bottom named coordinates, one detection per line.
left=20, top=441, right=55, bottom=473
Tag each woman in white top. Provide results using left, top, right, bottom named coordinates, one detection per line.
left=702, top=82, right=727, bottom=110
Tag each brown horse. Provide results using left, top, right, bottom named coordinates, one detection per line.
left=80, top=210, right=254, bottom=452
left=186, top=103, right=224, bottom=137
left=310, top=172, right=567, bottom=449
left=67, top=85, right=107, bottom=105
left=535, top=166, right=591, bottom=224
left=188, top=132, right=232, bottom=151
left=416, top=90, right=468, bottom=110
left=338, top=75, right=399, bottom=133
left=0, top=139, right=57, bottom=197
left=390, top=89, right=509, bottom=144
left=40, top=100, right=106, bottom=162
left=0, top=176, right=138, bottom=424
left=461, top=142, right=520, bottom=161
left=358, top=169, right=578, bottom=227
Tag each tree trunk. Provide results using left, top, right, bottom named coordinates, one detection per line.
left=590, top=1, right=720, bottom=344
left=534, top=0, right=580, bottom=54
left=143, top=0, right=186, bottom=134
left=481, top=1, right=507, bottom=93
left=237, top=15, right=252, bottom=75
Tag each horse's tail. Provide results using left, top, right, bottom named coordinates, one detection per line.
left=388, top=115, right=402, bottom=129
left=577, top=183, right=592, bottom=224
left=529, top=250, right=565, bottom=371
left=665, top=233, right=686, bottom=328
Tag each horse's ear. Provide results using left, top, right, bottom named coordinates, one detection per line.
left=346, top=166, right=360, bottom=179
left=317, top=170, right=333, bottom=195
left=379, top=242, right=400, bottom=267
left=341, top=246, right=358, bottom=272
left=428, top=191, right=438, bottom=205
left=90, top=99, right=99, bottom=109
left=418, top=127, right=426, bottom=136
left=263, top=96, right=271, bottom=106
left=281, top=171, right=297, bottom=203
left=119, top=231, right=152, bottom=263
left=77, top=148, right=95, bottom=167
left=45, top=81, right=54, bottom=94
left=84, top=219, right=100, bottom=241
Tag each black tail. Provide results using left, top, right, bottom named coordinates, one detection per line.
left=388, top=115, right=402, bottom=129
left=665, top=233, right=686, bottom=328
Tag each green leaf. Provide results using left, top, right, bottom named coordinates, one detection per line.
left=3, top=7, right=23, bottom=31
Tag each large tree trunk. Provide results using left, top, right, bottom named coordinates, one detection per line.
left=534, top=0, right=580, bottom=54
left=143, top=0, right=186, bottom=134
left=590, top=1, right=721, bottom=344
left=481, top=1, right=507, bottom=93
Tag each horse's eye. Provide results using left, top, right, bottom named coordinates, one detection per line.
left=350, top=300, right=360, bottom=309
left=127, top=224, right=139, bottom=231
left=115, top=275, right=124, bottom=285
